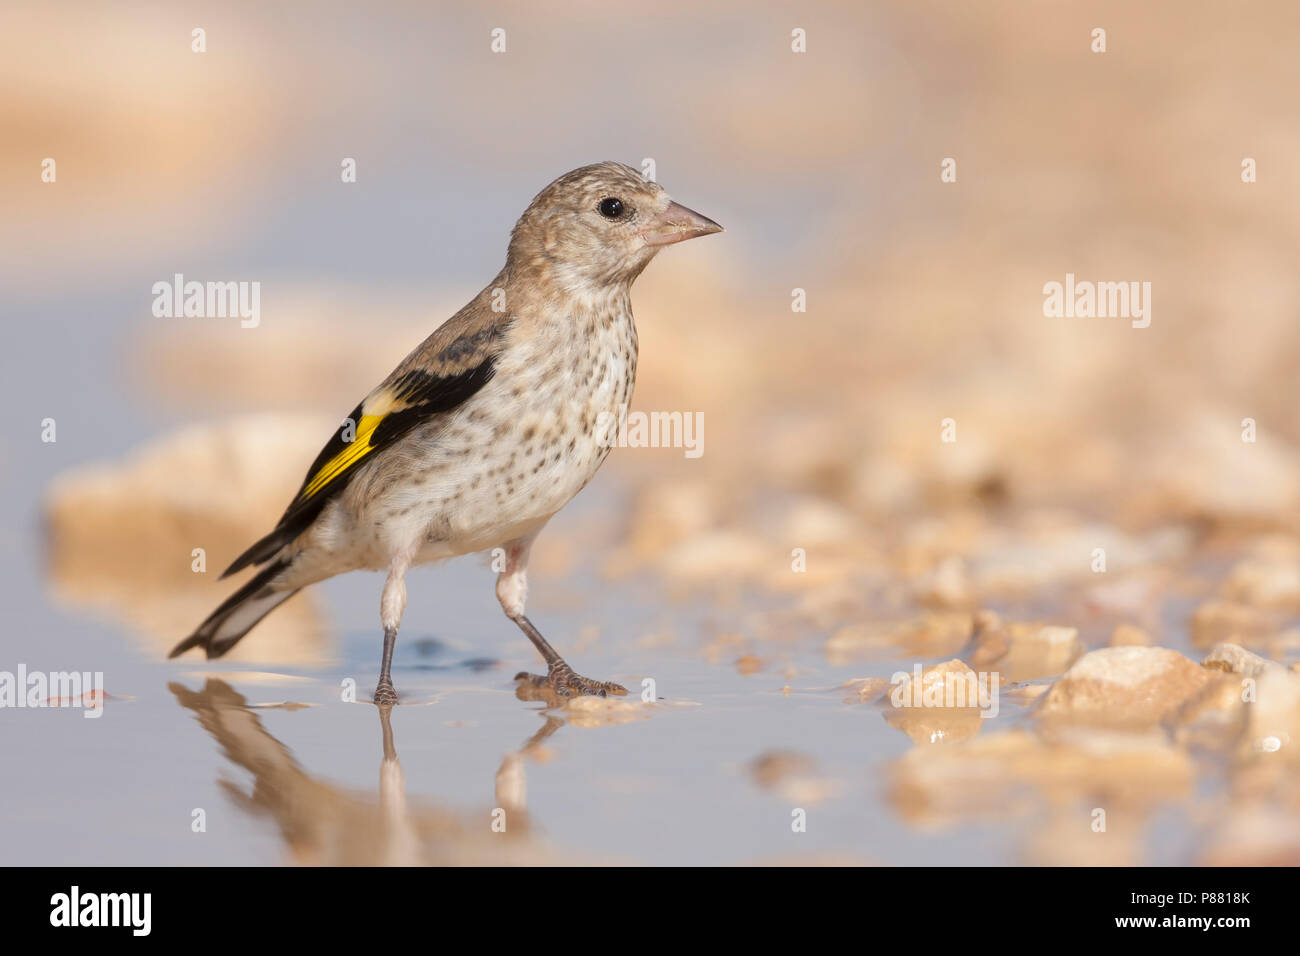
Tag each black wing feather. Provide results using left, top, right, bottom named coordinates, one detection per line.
left=220, top=356, right=498, bottom=578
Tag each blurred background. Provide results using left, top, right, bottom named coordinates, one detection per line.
left=3, top=0, right=1299, bottom=865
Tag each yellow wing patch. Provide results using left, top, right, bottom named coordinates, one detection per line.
left=301, top=412, right=386, bottom=499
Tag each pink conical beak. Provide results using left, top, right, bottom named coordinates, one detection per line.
left=641, top=201, right=724, bottom=247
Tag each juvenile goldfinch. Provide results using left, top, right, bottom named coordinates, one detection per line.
left=170, top=161, right=722, bottom=705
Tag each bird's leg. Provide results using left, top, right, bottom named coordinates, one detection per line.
left=375, top=626, right=399, bottom=705
left=496, top=534, right=626, bottom=700
left=375, top=556, right=410, bottom=705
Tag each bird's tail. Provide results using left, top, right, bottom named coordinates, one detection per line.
left=169, top=559, right=300, bottom=660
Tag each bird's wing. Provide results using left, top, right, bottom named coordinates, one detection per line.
left=221, top=306, right=510, bottom=578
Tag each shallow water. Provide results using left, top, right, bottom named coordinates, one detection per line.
left=1, top=541, right=1016, bottom=866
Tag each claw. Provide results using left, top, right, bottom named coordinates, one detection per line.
left=513, top=663, right=627, bottom=704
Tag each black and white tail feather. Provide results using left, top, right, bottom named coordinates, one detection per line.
left=168, top=312, right=504, bottom=664
left=168, top=558, right=299, bottom=660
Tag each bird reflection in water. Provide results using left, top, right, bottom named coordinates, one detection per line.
left=169, top=678, right=578, bottom=865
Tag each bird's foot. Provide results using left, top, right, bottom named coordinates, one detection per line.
left=373, top=680, right=399, bottom=706
left=514, top=660, right=627, bottom=701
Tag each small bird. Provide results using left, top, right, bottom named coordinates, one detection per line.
left=170, top=162, right=722, bottom=704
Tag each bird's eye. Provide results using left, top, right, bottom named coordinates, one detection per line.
left=598, top=197, right=625, bottom=220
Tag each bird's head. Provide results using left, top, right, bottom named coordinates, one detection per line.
left=507, top=161, right=722, bottom=293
